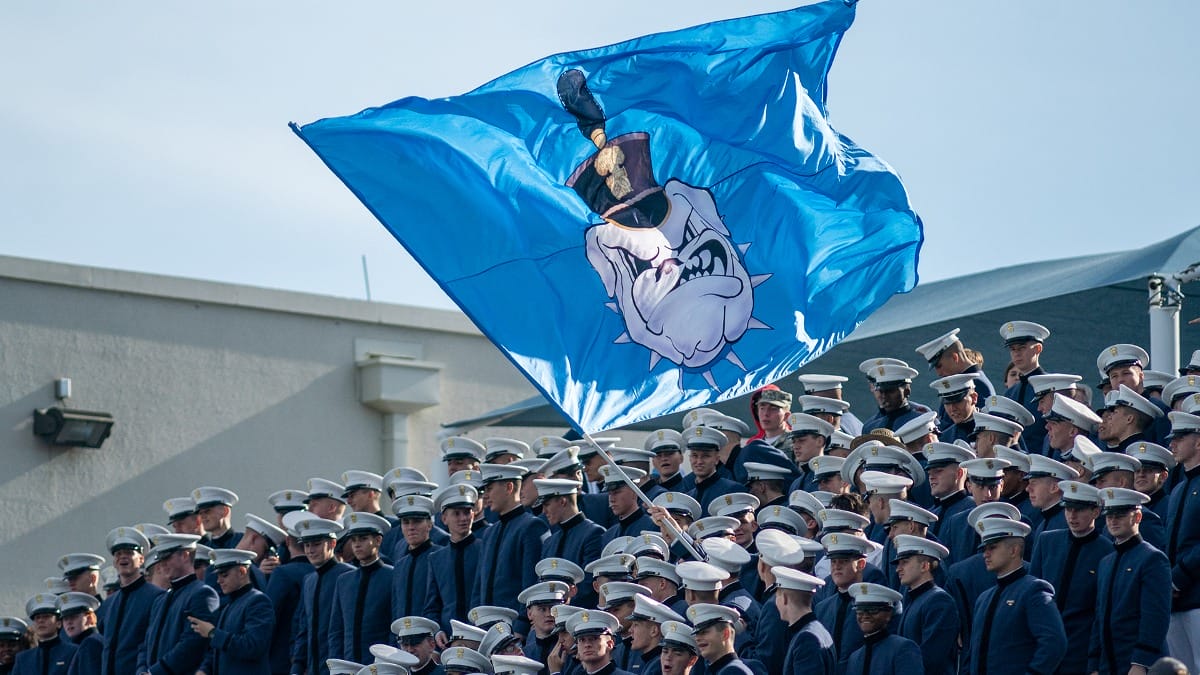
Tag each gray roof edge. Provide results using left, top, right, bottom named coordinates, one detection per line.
left=0, top=253, right=481, bottom=336
left=846, top=224, right=1200, bottom=342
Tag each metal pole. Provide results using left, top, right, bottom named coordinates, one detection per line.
left=580, top=432, right=707, bottom=561
left=1149, top=275, right=1181, bottom=373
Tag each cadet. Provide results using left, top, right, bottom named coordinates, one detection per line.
left=304, top=478, right=349, bottom=522
left=517, top=581, right=568, bottom=666
left=771, top=566, right=834, bottom=675
left=1024, top=454, right=1076, bottom=541
left=967, top=518, right=1066, bottom=675
left=1042, top=393, right=1102, bottom=463
left=930, top=373, right=981, bottom=444
left=844, top=583, right=923, bottom=675
left=566, top=610, right=633, bottom=675
left=536, top=478, right=604, bottom=610
left=341, top=470, right=395, bottom=525
left=700, top=412, right=754, bottom=484
left=634, top=557, right=688, bottom=617
left=1098, top=344, right=1172, bottom=444
left=943, top=503, right=1021, bottom=650
left=14, top=595, right=76, bottom=675
left=0, top=617, right=31, bottom=674
left=796, top=374, right=864, bottom=435
left=626, top=594, right=684, bottom=675
left=1165, top=410, right=1200, bottom=668
left=1090, top=452, right=1168, bottom=551
left=860, top=471, right=912, bottom=547
left=60, top=593, right=102, bottom=675
left=441, top=436, right=484, bottom=475
left=1027, top=481, right=1111, bottom=675
left=287, top=513, right=353, bottom=675
left=969, top=413, right=1023, bottom=461
left=682, top=427, right=744, bottom=515
left=646, top=430, right=688, bottom=492
left=861, top=363, right=924, bottom=434
left=999, top=321, right=1051, bottom=449
left=744, top=462, right=793, bottom=511
left=891, top=536, right=956, bottom=675
left=601, top=465, right=658, bottom=545
left=657, top=621, right=700, bottom=675
left=753, top=531, right=819, bottom=674
left=880, top=501, right=938, bottom=591
left=895, top=411, right=939, bottom=459
left=59, top=554, right=104, bottom=600
left=1089, top=488, right=1171, bottom=675
left=327, top=513, right=393, bottom=664
left=99, top=527, right=162, bottom=675
left=425, top=484, right=484, bottom=641
left=942, top=458, right=1011, bottom=565
left=815, top=532, right=885, bottom=670
left=685, top=604, right=754, bottom=675
left=1099, top=385, right=1163, bottom=452
left=136, top=534, right=220, bottom=675
left=992, top=447, right=1040, bottom=535
left=391, top=495, right=443, bottom=620
left=472, top=463, right=548, bottom=637
left=193, top=487, right=243, bottom=550
left=165, top=497, right=204, bottom=537
left=190, top=549, right=274, bottom=675
left=916, top=328, right=995, bottom=424
left=262, top=520, right=311, bottom=675
left=699, top=538, right=760, bottom=655
left=785, top=413, right=836, bottom=494
left=237, top=514, right=286, bottom=569
left=922, top=443, right=976, bottom=538
left=542, top=445, right=613, bottom=529
left=391, top=617, right=443, bottom=675
left=1129, top=441, right=1175, bottom=521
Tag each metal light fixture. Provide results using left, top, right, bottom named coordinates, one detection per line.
left=33, top=407, right=115, bottom=448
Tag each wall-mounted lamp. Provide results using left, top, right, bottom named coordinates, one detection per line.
left=33, top=378, right=114, bottom=448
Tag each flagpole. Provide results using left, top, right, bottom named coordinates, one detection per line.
left=580, top=432, right=707, bottom=562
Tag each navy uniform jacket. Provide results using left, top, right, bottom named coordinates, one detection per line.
left=845, top=630, right=924, bottom=675
left=719, top=581, right=761, bottom=656
left=542, top=512, right=605, bottom=610
left=13, top=635, right=77, bottom=675
left=815, top=589, right=901, bottom=672
left=635, top=646, right=662, bottom=675
left=1088, top=535, right=1171, bottom=675
left=782, top=613, right=836, bottom=675
left=1028, top=528, right=1111, bottom=675
left=897, top=581, right=957, bottom=675
left=1002, top=492, right=1041, bottom=535
left=684, top=475, right=744, bottom=517
left=938, top=420, right=975, bottom=446
left=329, top=559, right=394, bottom=664
left=1147, top=488, right=1170, bottom=523
left=292, top=558, right=354, bottom=675
left=471, top=505, right=549, bottom=635
left=522, top=633, right=558, bottom=671
left=204, top=529, right=245, bottom=550
left=945, top=554, right=995, bottom=648
left=1004, top=372, right=1046, bottom=453
left=966, top=568, right=1065, bottom=675
left=581, top=492, right=616, bottom=529
left=65, top=629, right=102, bottom=675
left=423, top=533, right=481, bottom=634
left=202, top=584, right=275, bottom=675
left=862, top=404, right=926, bottom=435
left=1028, top=504, right=1065, bottom=545
left=749, top=586, right=787, bottom=674
left=940, top=510, right=980, bottom=566
left=392, top=540, right=442, bottom=620
left=930, top=492, right=974, bottom=540
left=1167, top=464, right=1200, bottom=611
left=99, top=576, right=164, bottom=675
left=137, top=574, right=219, bottom=675
left=601, top=509, right=657, bottom=547
left=263, top=557, right=311, bottom=675
left=206, top=563, right=267, bottom=606
left=702, top=653, right=755, bottom=675
left=788, top=470, right=821, bottom=497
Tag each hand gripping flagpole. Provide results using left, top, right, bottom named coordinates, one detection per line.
left=580, top=432, right=707, bottom=562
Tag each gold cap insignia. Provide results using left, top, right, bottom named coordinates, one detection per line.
left=976, top=522, right=985, bottom=533
left=350, top=514, right=357, bottom=523
left=551, top=560, right=558, bottom=568
left=724, top=495, right=733, bottom=505
left=859, top=584, right=869, bottom=594
left=829, top=534, right=839, bottom=544
left=581, top=612, right=590, bottom=622
left=1005, top=323, right=1014, bottom=333
left=1110, top=346, right=1119, bottom=356
left=877, top=366, right=886, bottom=376
left=458, top=485, right=467, bottom=496
left=773, top=506, right=781, bottom=516
left=403, top=618, right=412, bottom=629
left=447, top=439, right=456, bottom=448
left=456, top=647, right=464, bottom=657
left=1107, top=489, right=1115, bottom=498
left=870, top=447, right=879, bottom=456
left=657, top=431, right=664, bottom=440
left=666, top=494, right=674, bottom=502
left=192, top=489, right=202, bottom=500
left=1070, top=484, right=1078, bottom=493
left=285, top=491, right=293, bottom=500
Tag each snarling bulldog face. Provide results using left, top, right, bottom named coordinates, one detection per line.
left=586, top=178, right=754, bottom=369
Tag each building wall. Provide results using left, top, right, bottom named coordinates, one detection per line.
left=0, top=256, right=546, bottom=611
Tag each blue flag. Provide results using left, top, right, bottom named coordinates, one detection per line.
left=293, top=0, right=922, bottom=434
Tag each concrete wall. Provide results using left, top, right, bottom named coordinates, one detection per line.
left=0, top=255, right=550, bottom=612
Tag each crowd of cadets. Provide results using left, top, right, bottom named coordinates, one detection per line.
left=7, top=320, right=1200, bottom=675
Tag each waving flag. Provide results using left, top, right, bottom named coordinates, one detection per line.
left=293, top=0, right=923, bottom=434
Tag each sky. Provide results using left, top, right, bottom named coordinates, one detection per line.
left=3, top=1, right=1198, bottom=311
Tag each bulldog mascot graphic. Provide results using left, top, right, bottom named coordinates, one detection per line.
left=557, top=69, right=770, bottom=390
